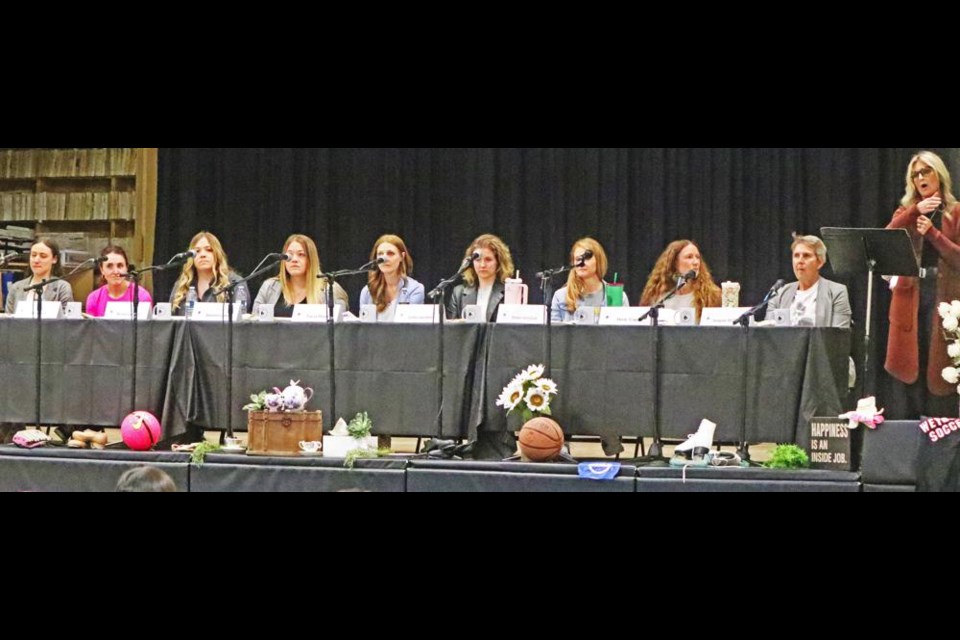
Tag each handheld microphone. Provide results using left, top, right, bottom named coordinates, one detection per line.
left=930, top=202, right=945, bottom=222
left=169, top=249, right=197, bottom=262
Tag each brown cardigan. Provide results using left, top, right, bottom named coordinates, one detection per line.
left=885, top=201, right=960, bottom=395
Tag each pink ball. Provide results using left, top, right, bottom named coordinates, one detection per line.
left=121, top=411, right=162, bottom=451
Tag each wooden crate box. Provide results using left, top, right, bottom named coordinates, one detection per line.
left=247, top=411, right=322, bottom=456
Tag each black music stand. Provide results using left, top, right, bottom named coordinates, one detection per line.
left=820, top=227, right=917, bottom=396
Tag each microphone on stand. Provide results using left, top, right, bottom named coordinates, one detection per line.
left=267, top=252, right=290, bottom=261
left=733, top=278, right=787, bottom=326
left=427, top=253, right=480, bottom=300
left=535, top=250, right=595, bottom=279
left=458, top=251, right=482, bottom=276
left=674, top=269, right=698, bottom=290
left=764, top=278, right=787, bottom=302
left=167, top=249, right=197, bottom=263
left=354, top=256, right=386, bottom=272
left=67, top=255, right=109, bottom=276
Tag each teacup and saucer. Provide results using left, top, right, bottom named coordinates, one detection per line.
left=299, top=440, right=322, bottom=455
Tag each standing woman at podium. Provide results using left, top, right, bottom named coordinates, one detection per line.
left=359, top=234, right=424, bottom=321
left=640, top=240, right=720, bottom=323
left=3, top=238, right=74, bottom=315
left=885, top=150, right=960, bottom=417
left=252, top=234, right=349, bottom=318
left=169, top=231, right=251, bottom=316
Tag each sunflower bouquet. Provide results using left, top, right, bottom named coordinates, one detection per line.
left=495, top=364, right=559, bottom=423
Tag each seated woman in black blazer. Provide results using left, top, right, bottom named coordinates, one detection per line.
left=445, top=233, right=515, bottom=322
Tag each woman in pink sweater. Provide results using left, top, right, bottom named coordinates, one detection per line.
left=84, top=245, right=153, bottom=317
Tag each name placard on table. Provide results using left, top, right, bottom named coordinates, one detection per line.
left=192, top=302, right=243, bottom=322
left=14, top=300, right=62, bottom=319
left=598, top=307, right=648, bottom=325
left=596, top=306, right=696, bottom=326
left=393, top=304, right=441, bottom=324
left=291, top=303, right=343, bottom=323
left=496, top=304, right=547, bottom=325
left=103, top=301, right=153, bottom=320
left=699, top=307, right=753, bottom=326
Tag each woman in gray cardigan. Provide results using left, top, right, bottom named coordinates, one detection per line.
left=4, top=237, right=74, bottom=315
left=253, top=234, right=349, bottom=317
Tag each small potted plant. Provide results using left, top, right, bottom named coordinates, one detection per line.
left=765, top=444, right=810, bottom=469
left=323, top=411, right=381, bottom=458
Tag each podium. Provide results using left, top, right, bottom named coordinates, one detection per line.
left=820, top=227, right=918, bottom=395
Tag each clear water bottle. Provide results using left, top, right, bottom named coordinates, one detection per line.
left=186, top=286, right=198, bottom=318
left=234, top=287, right=247, bottom=319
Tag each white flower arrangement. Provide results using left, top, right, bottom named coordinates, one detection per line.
left=496, top=364, right=558, bottom=422
left=939, top=301, right=960, bottom=391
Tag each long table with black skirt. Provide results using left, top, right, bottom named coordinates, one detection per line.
left=162, top=321, right=484, bottom=441
left=0, top=317, right=849, bottom=450
left=0, top=317, right=175, bottom=426
left=477, top=325, right=850, bottom=448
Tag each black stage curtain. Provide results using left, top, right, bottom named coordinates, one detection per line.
left=154, top=148, right=952, bottom=420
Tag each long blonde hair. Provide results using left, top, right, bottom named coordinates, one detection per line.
left=901, top=150, right=957, bottom=218
left=367, top=234, right=413, bottom=313
left=564, top=237, right=608, bottom=314
left=640, top=240, right=721, bottom=320
left=278, top=234, right=326, bottom=305
left=171, top=231, right=233, bottom=310
left=461, top=233, right=515, bottom=287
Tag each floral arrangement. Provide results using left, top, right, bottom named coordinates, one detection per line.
left=495, top=364, right=558, bottom=422
left=940, top=301, right=960, bottom=390
left=242, top=380, right=313, bottom=412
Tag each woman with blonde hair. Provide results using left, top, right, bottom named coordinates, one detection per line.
left=550, top=237, right=628, bottom=322
left=445, top=233, right=515, bottom=322
left=359, top=234, right=424, bottom=321
left=253, top=234, right=349, bottom=317
left=640, top=239, right=720, bottom=322
left=169, top=231, right=250, bottom=315
left=886, top=150, right=960, bottom=418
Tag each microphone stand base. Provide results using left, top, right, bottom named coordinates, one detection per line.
left=736, top=444, right=751, bottom=463
left=647, top=440, right=664, bottom=459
